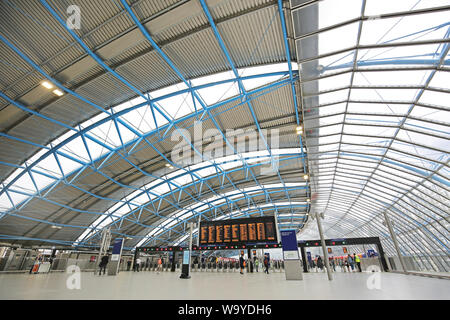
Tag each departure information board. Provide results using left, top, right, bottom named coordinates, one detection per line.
left=199, top=216, right=278, bottom=245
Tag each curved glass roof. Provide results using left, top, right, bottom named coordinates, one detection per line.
left=291, top=0, right=449, bottom=271
left=0, top=0, right=448, bottom=273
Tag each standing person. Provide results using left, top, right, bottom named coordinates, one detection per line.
left=239, top=253, right=245, bottom=275
left=134, top=257, right=141, bottom=272
left=329, top=257, right=336, bottom=272
left=99, top=254, right=109, bottom=275
left=354, top=253, right=362, bottom=272
left=157, top=256, right=163, bottom=274
left=255, top=258, right=259, bottom=272
left=317, top=256, right=324, bottom=272
left=127, top=259, right=132, bottom=271
left=347, top=254, right=354, bottom=272
left=263, top=254, right=270, bottom=274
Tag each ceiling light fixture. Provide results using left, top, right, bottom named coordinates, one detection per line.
left=303, top=174, right=309, bottom=180
left=52, top=89, right=64, bottom=96
left=41, top=81, right=54, bottom=89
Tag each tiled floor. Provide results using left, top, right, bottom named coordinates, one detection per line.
left=0, top=270, right=448, bottom=300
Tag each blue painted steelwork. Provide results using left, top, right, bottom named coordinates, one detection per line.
left=0, top=3, right=311, bottom=249
left=198, top=0, right=299, bottom=214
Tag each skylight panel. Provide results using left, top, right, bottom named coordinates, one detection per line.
left=419, top=90, right=450, bottom=108
left=360, top=11, right=449, bottom=46
left=409, top=106, right=450, bottom=124
left=365, top=0, right=445, bottom=16
left=350, top=88, right=419, bottom=102
left=428, top=71, right=450, bottom=90
left=353, top=70, right=432, bottom=86
left=346, top=102, right=410, bottom=115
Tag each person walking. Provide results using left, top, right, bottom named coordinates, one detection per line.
left=263, top=255, right=270, bottom=274
left=127, top=259, right=132, bottom=271
left=99, top=254, right=109, bottom=275
left=157, top=256, right=163, bottom=274
left=329, top=257, right=336, bottom=272
left=317, top=256, right=324, bottom=272
left=239, top=253, right=245, bottom=275
left=347, top=254, right=354, bottom=272
left=354, top=253, right=362, bottom=272
left=255, top=258, right=259, bottom=272
left=133, top=257, right=141, bottom=272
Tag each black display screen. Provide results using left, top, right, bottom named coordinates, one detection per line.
left=199, top=216, right=278, bottom=246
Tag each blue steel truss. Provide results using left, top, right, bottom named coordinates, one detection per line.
left=0, top=0, right=310, bottom=248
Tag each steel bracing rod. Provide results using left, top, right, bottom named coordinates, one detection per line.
left=143, top=202, right=309, bottom=247
left=297, top=39, right=450, bottom=67
left=312, top=186, right=450, bottom=261
left=302, top=85, right=450, bottom=97
left=341, top=160, right=450, bottom=242
left=317, top=174, right=448, bottom=225
left=305, top=119, right=449, bottom=139
left=0, top=77, right=296, bottom=245
left=318, top=186, right=449, bottom=248
left=322, top=166, right=449, bottom=224
left=0, top=64, right=294, bottom=206
left=323, top=58, right=450, bottom=71
left=41, top=0, right=251, bottom=223
left=322, top=0, right=367, bottom=220
left=38, top=0, right=249, bottom=220
left=81, top=155, right=306, bottom=243
left=146, top=203, right=309, bottom=247
left=0, top=35, right=259, bottom=227
left=292, top=4, right=450, bottom=41
left=306, top=133, right=448, bottom=159
left=306, top=151, right=449, bottom=187
left=316, top=188, right=448, bottom=242
left=81, top=159, right=305, bottom=245
left=325, top=31, right=449, bottom=235
left=0, top=66, right=293, bottom=198
left=103, top=168, right=307, bottom=244
left=315, top=188, right=447, bottom=229
left=39, top=0, right=152, bottom=103
left=198, top=0, right=297, bottom=213
left=117, top=3, right=282, bottom=216
left=120, top=0, right=282, bottom=217
left=316, top=165, right=448, bottom=209
left=130, top=177, right=307, bottom=239
left=2, top=155, right=303, bottom=244
left=277, top=0, right=307, bottom=172
left=0, top=0, right=189, bottom=96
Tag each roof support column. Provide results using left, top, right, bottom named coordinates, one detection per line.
left=315, top=212, right=332, bottom=280
left=383, top=211, right=407, bottom=273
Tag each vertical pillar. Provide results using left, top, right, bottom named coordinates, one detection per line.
left=375, top=239, right=389, bottom=272
left=315, top=213, right=332, bottom=281
left=171, top=251, right=177, bottom=272
left=180, top=222, right=193, bottom=279
left=300, top=246, right=308, bottom=273
left=383, top=212, right=407, bottom=272
left=247, top=248, right=253, bottom=272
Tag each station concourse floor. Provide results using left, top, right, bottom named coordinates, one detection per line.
left=0, top=270, right=448, bottom=300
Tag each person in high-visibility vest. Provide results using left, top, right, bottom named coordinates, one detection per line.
left=354, top=253, right=362, bottom=272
